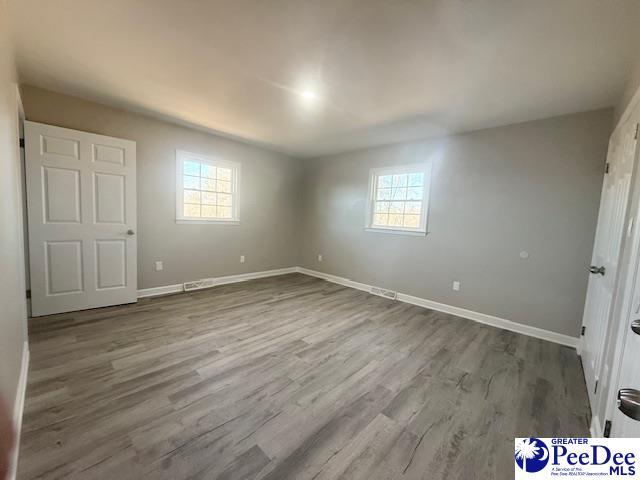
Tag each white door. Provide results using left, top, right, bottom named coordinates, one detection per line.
left=581, top=122, right=638, bottom=407
left=25, top=121, right=137, bottom=317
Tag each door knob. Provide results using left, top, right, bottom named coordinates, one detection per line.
left=632, top=319, right=640, bottom=335
left=126, top=229, right=135, bottom=236
left=618, top=388, right=640, bottom=421
left=589, top=265, right=606, bottom=276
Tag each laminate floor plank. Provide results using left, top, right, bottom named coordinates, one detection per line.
left=18, top=273, right=589, bottom=480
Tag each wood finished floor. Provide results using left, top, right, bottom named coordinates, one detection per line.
left=19, top=273, right=590, bottom=480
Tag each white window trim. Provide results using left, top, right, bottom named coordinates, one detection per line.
left=175, top=150, right=241, bottom=224
left=365, top=163, right=432, bottom=236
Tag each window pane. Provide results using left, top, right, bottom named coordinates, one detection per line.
left=217, top=206, right=232, bottom=219
left=408, top=173, right=424, bottom=187
left=392, top=188, right=407, bottom=200
left=218, top=193, right=232, bottom=206
left=407, top=187, right=423, bottom=200
left=374, top=201, right=389, bottom=213
left=405, top=201, right=421, bottom=215
left=217, top=180, right=231, bottom=193
left=388, top=214, right=403, bottom=227
left=392, top=174, right=408, bottom=188
left=183, top=175, right=200, bottom=190
left=183, top=160, right=200, bottom=176
left=178, top=154, right=239, bottom=222
left=377, top=175, right=392, bottom=188
left=403, top=214, right=420, bottom=228
left=202, top=192, right=217, bottom=205
left=201, top=205, right=217, bottom=218
left=201, top=178, right=216, bottom=191
left=184, top=189, right=201, bottom=204
left=389, top=202, right=404, bottom=214
left=376, top=188, right=391, bottom=201
left=184, top=204, right=200, bottom=217
left=373, top=213, right=388, bottom=226
left=201, top=164, right=216, bottom=179
left=217, top=167, right=232, bottom=181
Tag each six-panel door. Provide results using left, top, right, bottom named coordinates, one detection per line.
left=25, top=121, right=137, bottom=316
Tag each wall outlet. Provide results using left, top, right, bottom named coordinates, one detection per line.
left=240, top=255, right=245, bottom=263
left=155, top=261, right=164, bottom=272
left=452, top=280, right=461, bottom=291
left=318, top=254, right=323, bottom=262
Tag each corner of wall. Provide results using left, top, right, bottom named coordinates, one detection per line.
left=8, top=341, right=29, bottom=480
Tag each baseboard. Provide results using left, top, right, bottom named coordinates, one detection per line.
left=9, top=341, right=29, bottom=480
left=296, top=267, right=372, bottom=293
left=590, top=415, right=603, bottom=437
left=137, top=283, right=184, bottom=298
left=136, top=266, right=580, bottom=349
left=137, top=267, right=299, bottom=298
left=297, top=267, right=580, bottom=349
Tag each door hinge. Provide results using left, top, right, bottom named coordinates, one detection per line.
left=26, top=289, right=31, bottom=299
left=594, top=380, right=599, bottom=394
left=605, top=162, right=610, bottom=174
left=604, top=420, right=612, bottom=438
left=19, top=138, right=25, bottom=148
left=581, top=326, right=586, bottom=336
left=635, top=123, right=639, bottom=140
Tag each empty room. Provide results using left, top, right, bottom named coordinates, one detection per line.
left=3, top=1, right=640, bottom=479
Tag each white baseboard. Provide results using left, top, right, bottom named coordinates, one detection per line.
left=137, top=267, right=298, bottom=298
left=9, top=341, right=29, bottom=480
left=136, top=265, right=580, bottom=349
left=296, top=267, right=372, bottom=293
left=297, top=267, right=580, bottom=349
left=137, top=283, right=184, bottom=298
left=590, top=415, right=603, bottom=437
left=212, top=267, right=299, bottom=286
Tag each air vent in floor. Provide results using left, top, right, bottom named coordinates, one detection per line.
left=370, top=286, right=397, bottom=300
left=183, top=278, right=216, bottom=291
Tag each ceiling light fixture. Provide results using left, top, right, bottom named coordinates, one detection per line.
left=301, top=89, right=317, bottom=100
left=298, top=88, right=320, bottom=108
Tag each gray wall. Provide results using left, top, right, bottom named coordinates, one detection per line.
left=20, top=86, right=302, bottom=290
left=19, top=87, right=613, bottom=339
left=300, top=109, right=612, bottom=338
left=0, top=0, right=28, bottom=419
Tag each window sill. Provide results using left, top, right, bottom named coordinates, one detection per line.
left=364, top=227, right=427, bottom=237
left=176, top=219, right=240, bottom=225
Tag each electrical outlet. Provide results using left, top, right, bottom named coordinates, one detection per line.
left=155, top=261, right=163, bottom=272
left=318, top=254, right=323, bottom=262
left=240, top=255, right=245, bottom=263
left=452, top=280, right=460, bottom=291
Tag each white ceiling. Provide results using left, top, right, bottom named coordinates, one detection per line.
left=10, top=0, right=640, bottom=158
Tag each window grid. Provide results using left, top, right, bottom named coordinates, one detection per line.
left=182, top=161, right=234, bottom=220
left=177, top=152, right=239, bottom=223
left=372, top=171, right=425, bottom=229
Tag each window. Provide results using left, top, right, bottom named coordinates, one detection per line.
left=366, top=164, right=431, bottom=235
left=176, top=150, right=240, bottom=223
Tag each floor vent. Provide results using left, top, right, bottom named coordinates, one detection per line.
left=370, top=286, right=397, bottom=300
left=183, top=278, right=216, bottom=292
